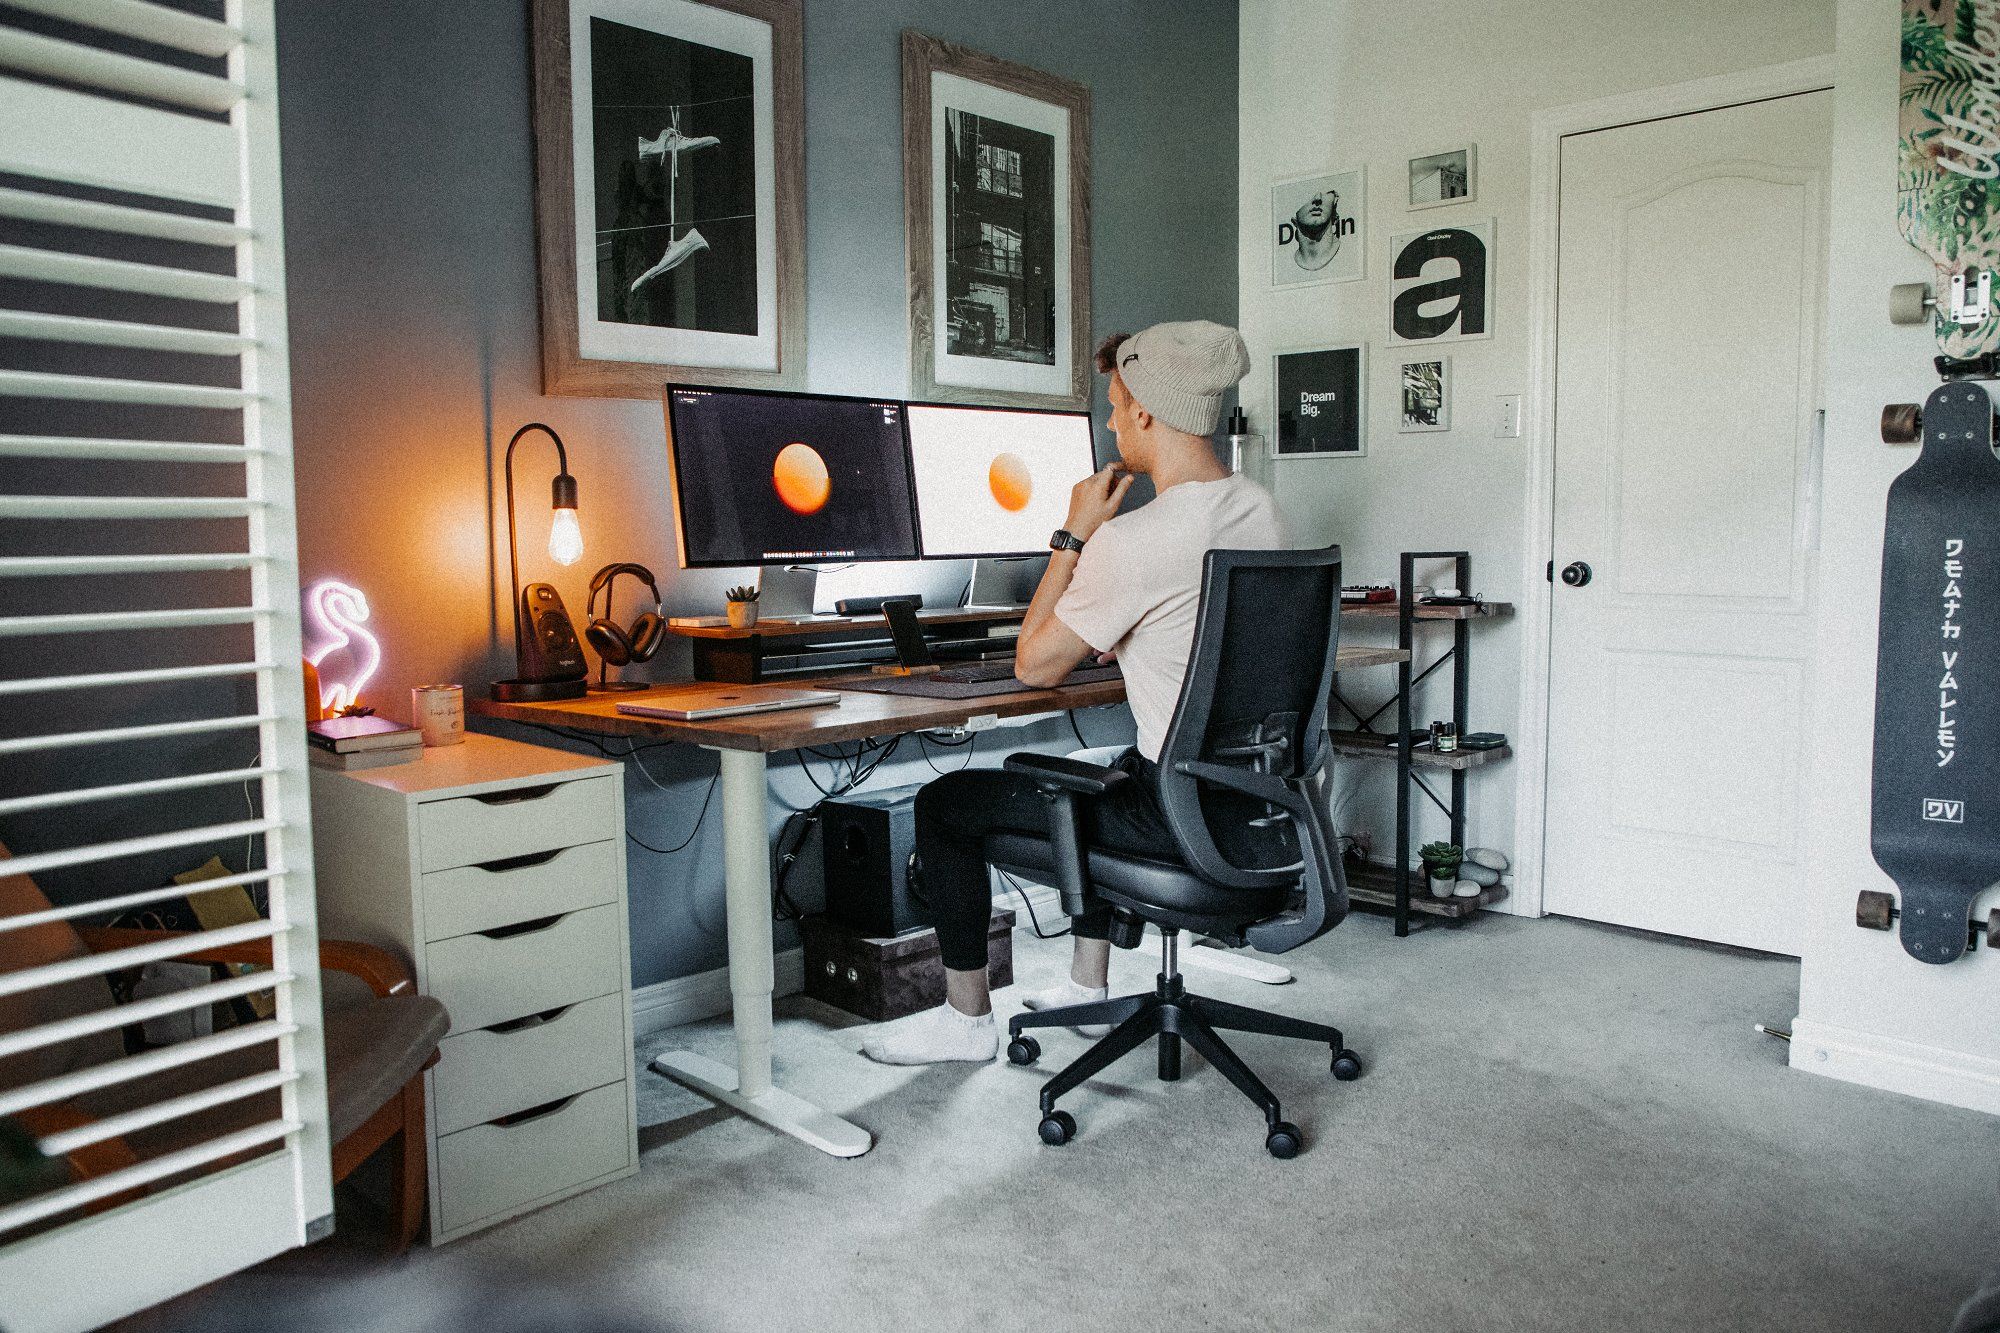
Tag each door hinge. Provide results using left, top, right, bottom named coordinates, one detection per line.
left=1546, top=560, right=1554, bottom=583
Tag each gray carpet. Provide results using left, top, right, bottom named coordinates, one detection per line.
left=259, top=915, right=2000, bottom=1332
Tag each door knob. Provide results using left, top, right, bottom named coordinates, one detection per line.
left=1560, top=561, right=1592, bottom=587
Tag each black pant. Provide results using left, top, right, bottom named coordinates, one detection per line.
left=912, top=748, right=1170, bottom=971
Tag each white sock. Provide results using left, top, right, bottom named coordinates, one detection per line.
left=860, top=1000, right=998, bottom=1066
left=1022, top=977, right=1112, bottom=1037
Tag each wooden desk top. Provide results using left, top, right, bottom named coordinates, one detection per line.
left=470, top=643, right=1406, bottom=753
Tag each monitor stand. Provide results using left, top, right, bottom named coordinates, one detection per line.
left=962, top=556, right=1033, bottom=612
left=756, top=564, right=829, bottom=621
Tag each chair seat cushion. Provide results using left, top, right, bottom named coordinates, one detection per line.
left=984, top=831, right=1291, bottom=928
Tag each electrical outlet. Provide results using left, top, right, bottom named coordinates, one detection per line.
left=1495, top=395, right=1523, bottom=438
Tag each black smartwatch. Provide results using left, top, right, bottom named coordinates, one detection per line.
left=1049, top=529, right=1085, bottom=554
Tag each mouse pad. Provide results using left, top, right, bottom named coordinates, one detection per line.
left=835, top=664, right=1121, bottom=700
left=1871, top=379, right=2000, bottom=962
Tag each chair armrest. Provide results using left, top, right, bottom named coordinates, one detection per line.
left=74, top=928, right=414, bottom=999
left=1003, top=752, right=1131, bottom=797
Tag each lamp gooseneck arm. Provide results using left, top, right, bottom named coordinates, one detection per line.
left=503, top=422, right=571, bottom=664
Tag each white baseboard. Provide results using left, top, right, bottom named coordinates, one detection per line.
left=1788, top=1017, right=2000, bottom=1117
left=632, top=948, right=806, bottom=1038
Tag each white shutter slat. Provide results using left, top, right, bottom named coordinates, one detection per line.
left=0, top=495, right=262, bottom=519
left=2, top=0, right=240, bottom=60
left=0, top=820, right=279, bottom=882
left=0, top=27, right=241, bottom=113
left=0, top=244, right=248, bottom=303
left=0, top=436, right=257, bottom=464
left=0, top=1121, right=299, bottom=1241
left=0, top=714, right=273, bottom=755
left=0, top=310, right=253, bottom=355
left=0, top=974, right=292, bottom=1063
left=0, top=76, right=237, bottom=209
left=0, top=370, right=253, bottom=409
left=0, top=869, right=278, bottom=936
left=0, top=187, right=249, bottom=246
left=0, top=766, right=277, bottom=819
left=0, top=660, right=269, bottom=697
left=0, top=922, right=281, bottom=1008
left=40, top=1071, right=295, bottom=1157
left=0, top=607, right=264, bottom=637
left=0, top=553, right=262, bottom=577
left=0, top=1018, right=296, bottom=1119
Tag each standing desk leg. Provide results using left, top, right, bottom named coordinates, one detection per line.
left=649, top=747, right=873, bottom=1158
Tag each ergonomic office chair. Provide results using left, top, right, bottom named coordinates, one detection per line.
left=989, top=545, right=1360, bottom=1158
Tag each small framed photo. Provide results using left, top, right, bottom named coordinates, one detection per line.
left=1407, top=145, right=1475, bottom=210
left=1274, top=344, right=1366, bottom=457
left=1398, top=357, right=1450, bottom=432
left=1270, top=167, right=1365, bottom=288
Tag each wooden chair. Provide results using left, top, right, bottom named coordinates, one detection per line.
left=0, top=846, right=449, bottom=1251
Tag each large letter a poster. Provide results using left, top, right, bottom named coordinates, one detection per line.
left=1389, top=220, right=1495, bottom=345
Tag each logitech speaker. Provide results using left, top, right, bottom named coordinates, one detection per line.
left=819, top=783, right=928, bottom=939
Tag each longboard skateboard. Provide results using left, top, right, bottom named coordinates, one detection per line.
left=1864, top=3, right=2000, bottom=962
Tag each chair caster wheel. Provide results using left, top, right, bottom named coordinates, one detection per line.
left=1265, top=1121, right=1303, bottom=1159
left=1038, top=1110, right=1077, bottom=1146
left=1007, top=1035, right=1040, bottom=1066
left=1332, top=1049, right=1363, bottom=1081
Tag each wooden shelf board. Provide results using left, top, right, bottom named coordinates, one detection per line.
left=1326, top=730, right=1512, bottom=769
left=1345, top=863, right=1507, bottom=920
left=1340, top=601, right=1513, bottom=620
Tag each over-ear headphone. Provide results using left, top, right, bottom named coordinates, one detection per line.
left=585, top=562, right=665, bottom=666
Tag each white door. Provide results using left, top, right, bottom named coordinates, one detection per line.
left=1543, top=91, right=1830, bottom=955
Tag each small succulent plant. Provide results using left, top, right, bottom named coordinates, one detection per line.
left=1418, top=841, right=1463, bottom=877
left=725, top=585, right=759, bottom=603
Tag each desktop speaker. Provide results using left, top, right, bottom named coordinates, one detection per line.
left=819, top=783, right=928, bottom=939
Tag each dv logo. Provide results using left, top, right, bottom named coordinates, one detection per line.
left=1922, top=798, right=1965, bottom=824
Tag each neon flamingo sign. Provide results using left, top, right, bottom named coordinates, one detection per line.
left=304, top=579, right=382, bottom=715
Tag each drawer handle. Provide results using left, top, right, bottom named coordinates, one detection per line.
left=470, top=783, right=562, bottom=806
left=484, top=1004, right=572, bottom=1034
left=489, top=1094, right=578, bottom=1128
left=473, top=848, right=565, bottom=874
left=478, top=913, right=565, bottom=940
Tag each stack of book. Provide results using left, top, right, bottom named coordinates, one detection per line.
left=307, top=715, right=422, bottom=770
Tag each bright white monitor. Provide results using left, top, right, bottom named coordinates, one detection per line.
left=905, top=403, right=1099, bottom=559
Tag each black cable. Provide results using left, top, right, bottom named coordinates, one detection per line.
left=917, top=730, right=977, bottom=774
left=997, top=869, right=1070, bottom=939
left=1067, top=709, right=1090, bottom=751
left=626, top=771, right=719, bottom=855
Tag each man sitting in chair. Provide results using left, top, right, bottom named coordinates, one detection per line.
left=864, top=320, right=1287, bottom=1065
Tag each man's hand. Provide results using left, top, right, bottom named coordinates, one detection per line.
left=1063, top=464, right=1133, bottom=543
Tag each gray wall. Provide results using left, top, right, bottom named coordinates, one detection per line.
left=255, top=0, right=1238, bottom=988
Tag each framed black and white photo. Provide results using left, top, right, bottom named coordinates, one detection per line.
left=532, top=0, right=804, bottom=398
left=1407, top=146, right=1475, bottom=209
left=1271, top=167, right=1364, bottom=288
left=1389, top=219, right=1495, bottom=345
left=1398, top=357, right=1451, bottom=432
left=903, top=32, right=1091, bottom=410
left=1274, top=345, right=1366, bottom=458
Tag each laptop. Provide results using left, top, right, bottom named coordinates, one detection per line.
left=615, top=683, right=840, bottom=722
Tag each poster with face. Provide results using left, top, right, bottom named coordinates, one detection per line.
left=1271, top=168, right=1365, bottom=287
left=1389, top=219, right=1495, bottom=344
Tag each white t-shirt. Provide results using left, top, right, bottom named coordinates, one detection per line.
left=1054, top=474, right=1288, bottom=760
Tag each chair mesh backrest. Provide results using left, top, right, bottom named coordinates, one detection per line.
left=1155, top=546, right=1342, bottom=888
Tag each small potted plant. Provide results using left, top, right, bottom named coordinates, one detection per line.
left=1418, top=841, right=1463, bottom=898
left=725, top=584, right=760, bottom=629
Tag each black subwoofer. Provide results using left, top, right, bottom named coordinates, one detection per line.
left=820, top=783, right=928, bottom=938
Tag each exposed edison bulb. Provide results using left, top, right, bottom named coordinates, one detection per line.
left=547, top=506, right=584, bottom=566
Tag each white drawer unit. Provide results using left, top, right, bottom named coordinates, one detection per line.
left=310, top=734, right=637, bottom=1244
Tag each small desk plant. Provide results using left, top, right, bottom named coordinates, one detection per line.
left=1418, top=841, right=1463, bottom=899
left=725, top=584, right=760, bottom=629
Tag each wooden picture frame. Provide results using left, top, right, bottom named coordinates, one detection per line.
left=901, top=31, right=1092, bottom=411
left=531, top=0, right=805, bottom=399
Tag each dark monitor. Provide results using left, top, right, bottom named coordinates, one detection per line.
left=904, top=402, right=1099, bottom=559
left=664, top=386, right=920, bottom=568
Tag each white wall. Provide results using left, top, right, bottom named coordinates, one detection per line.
left=1789, top=0, right=2000, bottom=1114
left=1237, top=0, right=1837, bottom=875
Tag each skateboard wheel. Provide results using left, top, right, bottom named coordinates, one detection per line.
left=1888, top=281, right=1932, bottom=326
left=1880, top=403, right=1923, bottom=444
left=1856, top=890, right=1896, bottom=931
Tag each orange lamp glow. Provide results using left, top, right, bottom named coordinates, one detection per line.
left=988, top=452, right=1032, bottom=512
left=772, top=441, right=830, bottom=515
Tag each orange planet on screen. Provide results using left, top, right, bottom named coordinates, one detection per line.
left=772, top=442, right=830, bottom=515
left=988, top=452, right=1032, bottom=512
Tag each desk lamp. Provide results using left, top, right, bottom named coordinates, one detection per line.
left=491, top=422, right=590, bottom=702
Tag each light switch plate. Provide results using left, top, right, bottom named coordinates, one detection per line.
left=1495, top=394, right=1523, bottom=438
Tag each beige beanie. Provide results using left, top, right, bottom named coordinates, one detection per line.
left=1111, top=319, right=1251, bottom=436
